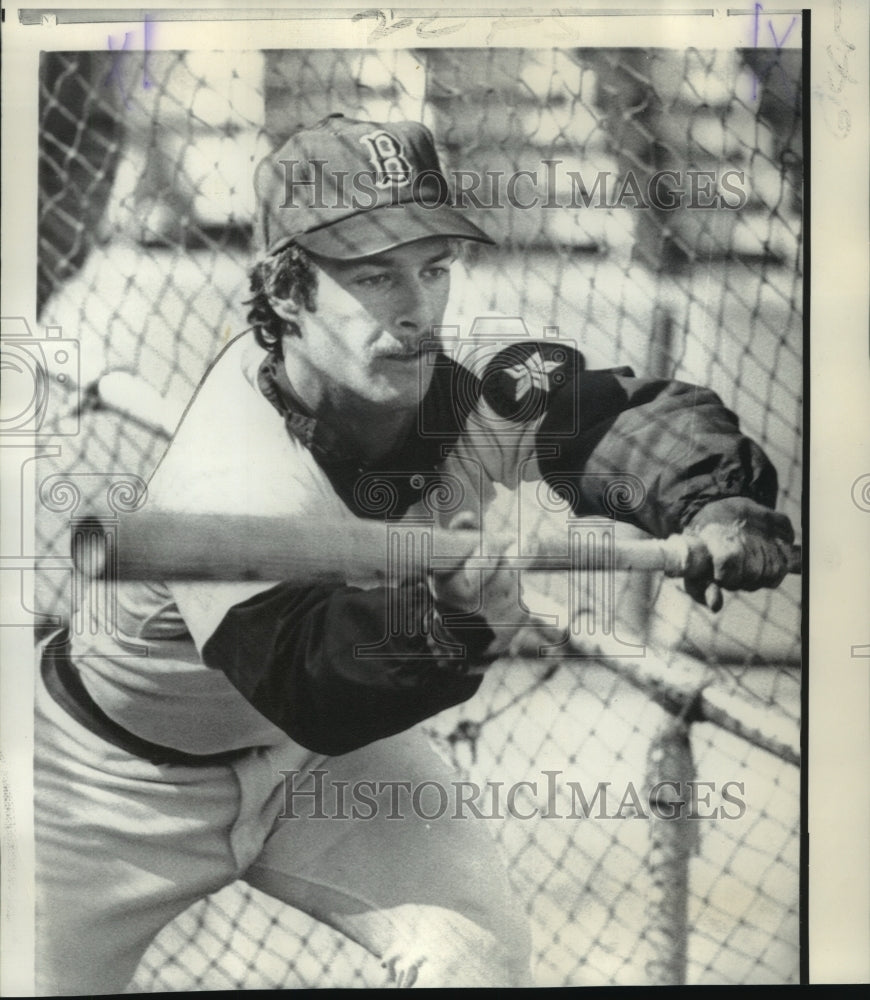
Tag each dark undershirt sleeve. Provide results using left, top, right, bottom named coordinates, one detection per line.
left=201, top=581, right=488, bottom=755
left=536, top=370, right=779, bottom=537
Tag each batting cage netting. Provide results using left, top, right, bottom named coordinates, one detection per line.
left=29, top=44, right=802, bottom=987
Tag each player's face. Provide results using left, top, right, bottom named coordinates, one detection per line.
left=289, top=237, right=453, bottom=412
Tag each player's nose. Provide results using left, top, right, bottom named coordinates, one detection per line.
left=393, top=277, right=436, bottom=337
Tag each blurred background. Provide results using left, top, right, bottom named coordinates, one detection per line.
left=32, top=46, right=802, bottom=987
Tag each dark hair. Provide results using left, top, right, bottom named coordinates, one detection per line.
left=245, top=243, right=318, bottom=355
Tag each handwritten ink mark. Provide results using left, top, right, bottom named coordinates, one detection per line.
left=106, top=31, right=134, bottom=109
left=352, top=9, right=415, bottom=43
left=486, top=15, right=544, bottom=47
left=415, top=16, right=465, bottom=38
left=768, top=14, right=797, bottom=50
left=749, top=3, right=799, bottom=102
left=143, top=14, right=154, bottom=91
left=814, top=0, right=856, bottom=139
left=106, top=16, right=155, bottom=105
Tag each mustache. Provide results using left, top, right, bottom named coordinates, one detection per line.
left=373, top=341, right=430, bottom=360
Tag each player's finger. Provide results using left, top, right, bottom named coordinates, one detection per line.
left=691, top=522, right=744, bottom=590
left=704, top=581, right=723, bottom=612
left=685, top=576, right=723, bottom=612
left=707, top=530, right=790, bottom=591
left=682, top=535, right=717, bottom=608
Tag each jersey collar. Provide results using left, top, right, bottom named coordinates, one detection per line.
left=257, top=347, right=478, bottom=518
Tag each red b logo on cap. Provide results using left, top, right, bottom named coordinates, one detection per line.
left=360, top=130, right=412, bottom=188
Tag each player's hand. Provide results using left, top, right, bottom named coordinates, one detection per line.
left=682, top=497, right=795, bottom=612
left=430, top=503, right=525, bottom=660
left=430, top=510, right=517, bottom=614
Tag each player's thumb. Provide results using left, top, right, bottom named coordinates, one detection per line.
left=682, top=536, right=723, bottom=612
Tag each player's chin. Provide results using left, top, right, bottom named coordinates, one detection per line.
left=371, top=360, right=434, bottom=403
left=375, top=382, right=427, bottom=410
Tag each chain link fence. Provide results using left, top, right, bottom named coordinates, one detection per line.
left=31, top=44, right=802, bottom=987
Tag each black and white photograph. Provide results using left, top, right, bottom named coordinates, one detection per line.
left=0, top=2, right=867, bottom=992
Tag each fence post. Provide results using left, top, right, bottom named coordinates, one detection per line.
left=645, top=710, right=696, bottom=985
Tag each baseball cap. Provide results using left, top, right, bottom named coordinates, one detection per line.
left=253, top=113, right=495, bottom=260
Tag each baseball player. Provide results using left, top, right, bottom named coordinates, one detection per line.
left=34, top=114, right=795, bottom=994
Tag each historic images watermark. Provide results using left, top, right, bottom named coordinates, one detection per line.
left=0, top=317, right=80, bottom=436
left=278, top=768, right=747, bottom=822
left=278, top=160, right=749, bottom=212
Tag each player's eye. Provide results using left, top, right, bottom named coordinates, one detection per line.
left=422, top=265, right=450, bottom=281
left=353, top=273, right=391, bottom=289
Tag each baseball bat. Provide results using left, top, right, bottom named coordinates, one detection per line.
left=71, top=510, right=802, bottom=583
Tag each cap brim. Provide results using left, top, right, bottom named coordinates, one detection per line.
left=293, top=202, right=494, bottom=260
